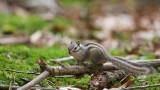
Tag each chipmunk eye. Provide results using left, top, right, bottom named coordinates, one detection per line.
left=74, top=47, right=77, bottom=50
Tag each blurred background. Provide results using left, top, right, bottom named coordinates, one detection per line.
left=0, top=0, right=160, bottom=59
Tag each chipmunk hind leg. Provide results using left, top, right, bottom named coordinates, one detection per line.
left=89, top=48, right=106, bottom=66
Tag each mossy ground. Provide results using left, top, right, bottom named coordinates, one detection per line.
left=0, top=45, right=159, bottom=89
left=0, top=45, right=90, bottom=88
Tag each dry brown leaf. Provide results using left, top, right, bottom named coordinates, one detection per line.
left=119, top=80, right=134, bottom=88
left=120, top=73, right=132, bottom=84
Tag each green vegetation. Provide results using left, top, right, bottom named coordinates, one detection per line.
left=0, top=14, right=73, bottom=35
left=132, top=73, right=160, bottom=90
left=0, top=45, right=159, bottom=89
left=60, top=0, right=86, bottom=6
left=0, top=14, right=49, bottom=34
left=0, top=45, right=90, bottom=87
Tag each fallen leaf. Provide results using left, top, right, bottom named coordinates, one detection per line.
left=120, top=73, right=132, bottom=84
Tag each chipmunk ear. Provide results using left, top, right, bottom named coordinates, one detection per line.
left=76, top=41, right=80, bottom=45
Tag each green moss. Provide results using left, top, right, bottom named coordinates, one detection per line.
left=0, top=14, right=73, bottom=35
left=108, top=48, right=126, bottom=56
left=0, top=45, right=159, bottom=88
left=0, top=45, right=91, bottom=88
left=60, top=0, right=85, bottom=6
left=131, top=73, right=160, bottom=90
left=0, top=14, right=49, bottom=34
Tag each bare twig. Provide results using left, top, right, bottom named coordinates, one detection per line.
left=54, top=75, right=74, bottom=78
left=122, top=84, right=160, bottom=90
left=5, top=68, right=40, bottom=75
left=0, top=84, right=19, bottom=90
left=9, top=81, right=12, bottom=90
left=49, top=56, right=74, bottom=62
left=17, top=70, right=49, bottom=90
left=5, top=68, right=73, bottom=78
left=17, top=58, right=50, bottom=90
left=0, top=84, right=57, bottom=90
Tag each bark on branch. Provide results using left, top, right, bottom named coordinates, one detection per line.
left=45, top=59, right=160, bottom=76
left=88, top=70, right=127, bottom=90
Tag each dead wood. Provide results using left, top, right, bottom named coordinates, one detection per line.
left=45, top=59, right=160, bottom=76
left=122, top=84, right=160, bottom=90
left=17, top=71, right=49, bottom=90
left=0, top=84, right=19, bottom=90
left=17, top=59, right=160, bottom=90
left=0, top=84, right=58, bottom=90
left=5, top=68, right=39, bottom=75
left=49, top=56, right=74, bottom=62
left=88, top=70, right=127, bottom=90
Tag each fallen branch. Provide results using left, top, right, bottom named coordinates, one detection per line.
left=17, top=59, right=160, bottom=90
left=17, top=59, right=50, bottom=90
left=49, top=56, right=160, bottom=65
left=5, top=68, right=39, bottom=75
left=0, top=84, right=58, bottom=90
left=88, top=70, right=127, bottom=90
left=0, top=84, right=19, bottom=90
left=5, top=68, right=74, bottom=78
left=122, top=84, right=160, bottom=90
left=17, top=70, right=49, bottom=90
left=47, top=59, right=160, bottom=76
left=49, top=56, right=74, bottom=62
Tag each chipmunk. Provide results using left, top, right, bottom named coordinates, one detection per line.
left=68, top=41, right=154, bottom=76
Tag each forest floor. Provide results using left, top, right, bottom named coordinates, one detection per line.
left=0, top=12, right=160, bottom=89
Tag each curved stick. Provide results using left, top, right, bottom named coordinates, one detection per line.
left=17, top=71, right=49, bottom=90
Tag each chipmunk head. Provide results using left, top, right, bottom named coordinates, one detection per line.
left=68, top=41, right=81, bottom=55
